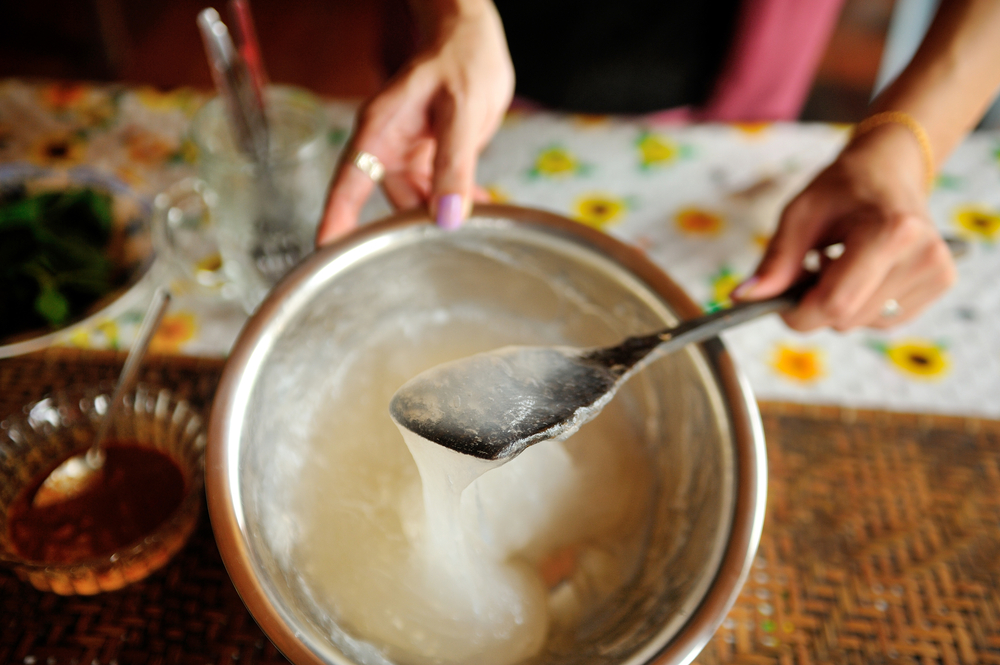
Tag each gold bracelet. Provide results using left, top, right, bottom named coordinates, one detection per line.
left=851, top=111, right=936, bottom=190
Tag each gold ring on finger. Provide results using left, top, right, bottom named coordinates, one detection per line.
left=351, top=150, right=386, bottom=183
left=881, top=298, right=902, bottom=318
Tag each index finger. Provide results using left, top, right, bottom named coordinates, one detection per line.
left=316, top=150, right=379, bottom=246
left=782, top=213, right=910, bottom=331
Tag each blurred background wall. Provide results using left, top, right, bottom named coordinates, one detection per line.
left=0, top=0, right=894, bottom=121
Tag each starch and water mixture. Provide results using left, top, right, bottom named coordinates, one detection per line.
left=289, top=311, right=655, bottom=665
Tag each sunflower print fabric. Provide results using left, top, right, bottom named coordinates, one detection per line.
left=2, top=78, right=999, bottom=419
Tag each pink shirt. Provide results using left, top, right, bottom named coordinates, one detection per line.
left=646, top=0, right=846, bottom=123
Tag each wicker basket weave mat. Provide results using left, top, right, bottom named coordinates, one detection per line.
left=2, top=349, right=1000, bottom=665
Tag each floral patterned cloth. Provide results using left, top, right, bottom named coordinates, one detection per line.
left=2, top=79, right=998, bottom=418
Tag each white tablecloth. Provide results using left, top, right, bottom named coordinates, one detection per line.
left=2, top=79, right=998, bottom=418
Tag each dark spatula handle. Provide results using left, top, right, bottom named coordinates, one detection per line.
left=583, top=275, right=816, bottom=374
left=595, top=235, right=971, bottom=374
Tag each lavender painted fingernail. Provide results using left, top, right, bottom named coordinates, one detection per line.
left=731, top=276, right=759, bottom=301
left=436, top=193, right=463, bottom=230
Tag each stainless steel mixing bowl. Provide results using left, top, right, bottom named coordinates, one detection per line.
left=207, top=204, right=766, bottom=665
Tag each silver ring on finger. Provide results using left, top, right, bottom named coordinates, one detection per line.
left=881, top=298, right=902, bottom=319
left=351, top=150, right=386, bottom=183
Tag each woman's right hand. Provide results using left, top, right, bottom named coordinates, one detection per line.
left=733, top=122, right=956, bottom=331
left=316, top=0, right=514, bottom=245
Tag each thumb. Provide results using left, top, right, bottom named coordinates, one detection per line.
left=430, top=93, right=480, bottom=230
left=733, top=196, right=829, bottom=301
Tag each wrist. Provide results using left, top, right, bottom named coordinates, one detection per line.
left=409, top=0, right=497, bottom=45
left=851, top=111, right=935, bottom=190
left=840, top=122, right=930, bottom=200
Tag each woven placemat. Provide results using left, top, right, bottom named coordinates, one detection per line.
left=2, top=349, right=1000, bottom=665
left=697, top=403, right=1000, bottom=665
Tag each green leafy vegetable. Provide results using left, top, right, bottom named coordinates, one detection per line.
left=0, top=186, right=118, bottom=338
left=35, top=285, right=70, bottom=324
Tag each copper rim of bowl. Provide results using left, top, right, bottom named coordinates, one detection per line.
left=207, top=203, right=767, bottom=665
left=0, top=383, right=206, bottom=592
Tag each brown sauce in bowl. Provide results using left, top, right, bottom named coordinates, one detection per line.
left=7, top=443, right=186, bottom=564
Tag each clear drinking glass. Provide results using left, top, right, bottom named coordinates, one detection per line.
left=154, top=86, right=336, bottom=312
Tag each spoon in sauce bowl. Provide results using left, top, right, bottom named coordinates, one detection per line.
left=389, top=279, right=815, bottom=462
left=32, top=287, right=171, bottom=508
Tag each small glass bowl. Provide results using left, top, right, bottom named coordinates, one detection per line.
left=0, top=384, right=206, bottom=595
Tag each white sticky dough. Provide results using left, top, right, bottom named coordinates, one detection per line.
left=289, top=316, right=653, bottom=665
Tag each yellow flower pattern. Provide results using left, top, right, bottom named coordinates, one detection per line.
left=574, top=194, right=627, bottom=230
left=150, top=312, right=198, bottom=354
left=123, top=127, right=178, bottom=165
left=485, top=185, right=510, bottom=204
left=530, top=146, right=589, bottom=178
left=196, top=253, right=224, bottom=274
left=68, top=328, right=93, bottom=349
left=675, top=207, right=726, bottom=236
left=572, top=114, right=610, bottom=128
left=178, top=138, right=199, bottom=164
left=770, top=344, right=825, bottom=383
left=39, top=83, right=87, bottom=111
left=705, top=267, right=743, bottom=312
left=637, top=132, right=678, bottom=168
left=113, top=165, right=144, bottom=188
left=135, top=86, right=204, bottom=117
left=883, top=340, right=949, bottom=378
left=66, top=319, right=121, bottom=350
left=29, top=133, right=86, bottom=166
left=732, top=122, right=771, bottom=136
left=502, top=108, right=528, bottom=126
left=38, top=83, right=116, bottom=128
left=135, top=87, right=180, bottom=112
left=953, top=206, right=1000, bottom=241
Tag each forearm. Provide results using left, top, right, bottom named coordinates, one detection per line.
left=406, top=0, right=503, bottom=48
left=739, top=2, right=974, bottom=327
left=872, top=0, right=1000, bottom=165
